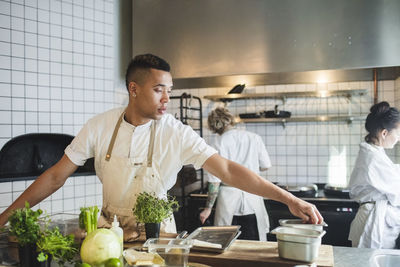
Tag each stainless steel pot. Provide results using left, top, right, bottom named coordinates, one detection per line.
left=271, top=226, right=326, bottom=263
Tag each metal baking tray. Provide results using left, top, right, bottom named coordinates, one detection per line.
left=185, top=226, right=241, bottom=253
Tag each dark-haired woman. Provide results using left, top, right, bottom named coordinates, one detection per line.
left=348, top=101, right=400, bottom=249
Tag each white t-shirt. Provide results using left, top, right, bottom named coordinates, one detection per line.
left=207, top=129, right=271, bottom=183
left=207, top=128, right=271, bottom=215
left=65, top=107, right=217, bottom=191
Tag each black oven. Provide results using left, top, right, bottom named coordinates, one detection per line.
left=265, top=188, right=359, bottom=247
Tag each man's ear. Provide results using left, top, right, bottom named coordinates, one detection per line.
left=128, top=81, right=137, bottom=97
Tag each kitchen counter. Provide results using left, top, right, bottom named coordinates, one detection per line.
left=125, top=240, right=400, bottom=267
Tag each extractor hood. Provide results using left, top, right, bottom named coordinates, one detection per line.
left=133, top=0, right=400, bottom=88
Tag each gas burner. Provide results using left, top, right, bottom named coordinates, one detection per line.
left=277, top=183, right=318, bottom=198
left=323, top=184, right=350, bottom=199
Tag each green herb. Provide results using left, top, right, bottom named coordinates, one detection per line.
left=8, top=201, right=43, bottom=246
left=36, top=227, right=78, bottom=266
left=132, top=192, right=179, bottom=223
left=79, top=206, right=99, bottom=234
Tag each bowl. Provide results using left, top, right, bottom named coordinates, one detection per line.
left=279, top=219, right=328, bottom=232
left=271, top=226, right=326, bottom=263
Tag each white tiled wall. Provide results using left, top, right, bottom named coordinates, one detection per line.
left=169, top=80, right=399, bottom=186
left=0, top=0, right=115, bottom=214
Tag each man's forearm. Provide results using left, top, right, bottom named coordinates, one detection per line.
left=203, top=154, right=295, bottom=205
left=205, top=182, right=220, bottom=208
left=0, top=154, right=77, bottom=226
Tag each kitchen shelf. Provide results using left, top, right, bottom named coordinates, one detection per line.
left=236, top=115, right=365, bottom=126
left=204, top=89, right=367, bottom=102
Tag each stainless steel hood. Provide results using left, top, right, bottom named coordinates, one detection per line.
left=133, top=0, right=400, bottom=88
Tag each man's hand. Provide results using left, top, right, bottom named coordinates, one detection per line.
left=199, top=208, right=212, bottom=224
left=287, top=196, right=324, bottom=224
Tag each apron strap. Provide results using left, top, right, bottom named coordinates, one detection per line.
left=105, top=112, right=125, bottom=161
left=147, top=121, right=156, bottom=167
left=106, top=111, right=156, bottom=163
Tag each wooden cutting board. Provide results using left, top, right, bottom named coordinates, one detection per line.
left=189, top=240, right=334, bottom=267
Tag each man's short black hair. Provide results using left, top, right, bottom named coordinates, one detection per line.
left=125, top=54, right=171, bottom=91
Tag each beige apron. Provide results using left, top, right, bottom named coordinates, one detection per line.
left=97, top=112, right=176, bottom=241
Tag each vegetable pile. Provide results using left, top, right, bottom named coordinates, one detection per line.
left=8, top=201, right=78, bottom=266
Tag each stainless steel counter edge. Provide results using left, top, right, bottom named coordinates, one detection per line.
left=333, top=246, right=400, bottom=267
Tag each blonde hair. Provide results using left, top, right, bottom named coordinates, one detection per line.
left=208, top=107, right=236, bottom=135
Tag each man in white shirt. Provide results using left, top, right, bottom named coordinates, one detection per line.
left=0, top=54, right=323, bottom=238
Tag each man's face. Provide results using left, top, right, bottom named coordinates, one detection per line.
left=131, top=68, right=173, bottom=121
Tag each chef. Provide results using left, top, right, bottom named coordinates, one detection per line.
left=348, top=101, right=400, bottom=249
left=0, top=54, right=323, bottom=240
left=200, top=107, right=271, bottom=241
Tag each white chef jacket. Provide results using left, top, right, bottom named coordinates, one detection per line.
left=348, top=142, right=400, bottom=249
left=65, top=107, right=217, bottom=191
left=207, top=128, right=272, bottom=215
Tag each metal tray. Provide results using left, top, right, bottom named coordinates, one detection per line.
left=185, top=226, right=241, bottom=253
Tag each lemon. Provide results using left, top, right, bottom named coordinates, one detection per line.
left=104, top=258, right=122, bottom=267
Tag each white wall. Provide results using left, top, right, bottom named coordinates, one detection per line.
left=0, top=0, right=116, bottom=214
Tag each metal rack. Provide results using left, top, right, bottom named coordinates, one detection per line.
left=205, top=89, right=368, bottom=126
left=204, top=89, right=367, bottom=102
left=170, top=93, right=205, bottom=231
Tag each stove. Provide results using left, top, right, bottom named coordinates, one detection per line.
left=266, top=183, right=358, bottom=247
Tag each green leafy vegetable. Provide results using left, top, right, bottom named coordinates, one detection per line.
left=79, top=206, right=99, bottom=234
left=132, top=192, right=179, bottom=223
left=36, top=227, right=78, bottom=266
left=8, top=201, right=43, bottom=246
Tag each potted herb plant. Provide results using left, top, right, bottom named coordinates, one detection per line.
left=8, top=202, right=47, bottom=267
left=132, top=192, right=179, bottom=239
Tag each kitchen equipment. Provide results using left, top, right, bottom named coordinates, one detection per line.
left=142, top=238, right=194, bottom=266
left=238, top=112, right=262, bottom=119
left=263, top=105, right=291, bottom=118
left=323, top=184, right=350, bottom=199
left=277, top=183, right=318, bottom=198
left=0, top=133, right=95, bottom=181
left=227, top=84, right=245, bottom=94
left=279, top=219, right=328, bottom=232
left=271, top=226, right=326, bottom=263
left=265, top=197, right=358, bottom=247
left=185, top=226, right=241, bottom=253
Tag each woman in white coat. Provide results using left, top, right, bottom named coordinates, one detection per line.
left=348, top=101, right=400, bottom=249
left=199, top=107, right=271, bottom=240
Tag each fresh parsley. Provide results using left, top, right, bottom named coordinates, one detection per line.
left=132, top=192, right=179, bottom=223
left=8, top=201, right=43, bottom=246
left=36, top=227, right=78, bottom=266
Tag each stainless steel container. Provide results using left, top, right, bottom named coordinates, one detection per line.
left=279, top=219, right=328, bottom=232
left=271, top=226, right=326, bottom=263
